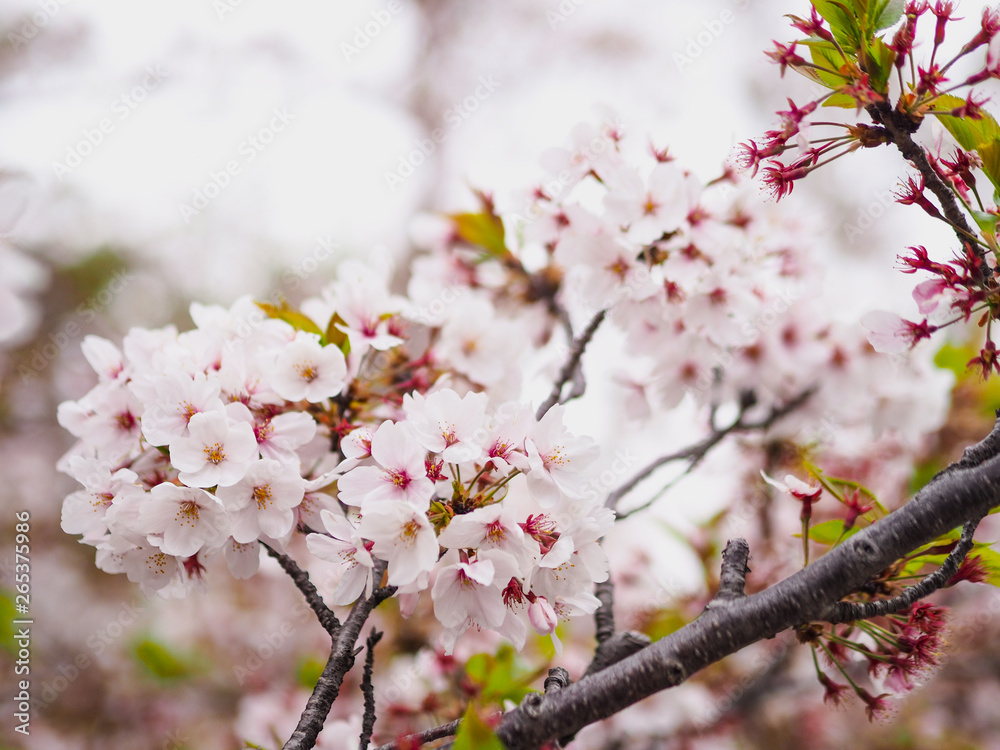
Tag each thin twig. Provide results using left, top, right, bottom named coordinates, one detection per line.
left=358, top=628, right=384, bottom=750
left=608, top=387, right=815, bottom=517
left=866, top=100, right=988, bottom=281
left=283, top=560, right=396, bottom=750
left=822, top=515, right=984, bottom=624
left=371, top=719, right=462, bottom=750
left=536, top=309, right=607, bottom=420
left=264, top=543, right=341, bottom=635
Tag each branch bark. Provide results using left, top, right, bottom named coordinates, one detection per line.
left=283, top=561, right=396, bottom=750
left=493, top=439, right=1000, bottom=749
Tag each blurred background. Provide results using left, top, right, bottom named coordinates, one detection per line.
left=4, top=1, right=1000, bottom=748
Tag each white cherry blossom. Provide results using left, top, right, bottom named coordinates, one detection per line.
left=168, top=409, right=259, bottom=488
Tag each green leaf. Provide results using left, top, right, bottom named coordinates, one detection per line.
left=323, top=311, right=351, bottom=356
left=808, top=519, right=848, bottom=545
left=871, top=0, right=904, bottom=30
left=255, top=301, right=323, bottom=338
left=644, top=607, right=688, bottom=641
left=802, top=39, right=850, bottom=90
left=0, top=591, right=16, bottom=655
left=861, top=36, right=896, bottom=92
left=977, top=140, right=1000, bottom=194
left=296, top=656, right=325, bottom=688
left=450, top=210, right=508, bottom=258
left=464, top=644, right=536, bottom=704
left=453, top=704, right=505, bottom=750
left=928, top=94, right=1000, bottom=150
left=133, top=639, right=192, bottom=680
left=972, top=208, right=1000, bottom=235
left=813, top=0, right=863, bottom=49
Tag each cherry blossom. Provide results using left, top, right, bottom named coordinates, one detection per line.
left=306, top=508, right=374, bottom=605
left=168, top=409, right=259, bottom=488
left=431, top=549, right=521, bottom=634
left=215, top=458, right=305, bottom=543
left=138, top=483, right=230, bottom=558
left=358, top=499, right=438, bottom=588
left=269, top=331, right=348, bottom=403
left=401, top=389, right=489, bottom=463
left=336, top=421, right=434, bottom=508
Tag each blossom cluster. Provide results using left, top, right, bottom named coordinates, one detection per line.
left=56, top=262, right=611, bottom=652
left=408, top=116, right=948, bottom=455
left=740, top=3, right=1000, bottom=377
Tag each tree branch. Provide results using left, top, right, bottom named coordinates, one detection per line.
left=283, top=560, right=396, bottom=750
left=264, top=543, right=341, bottom=635
left=706, top=538, right=750, bottom=609
left=609, top=387, right=814, bottom=517
left=492, top=433, right=1000, bottom=749
left=866, top=100, right=985, bottom=272
left=536, top=309, right=607, bottom=420
left=358, top=628, right=384, bottom=750
left=371, top=719, right=462, bottom=750
left=821, top=515, right=983, bottom=624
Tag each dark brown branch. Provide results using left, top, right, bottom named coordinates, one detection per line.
left=492, top=429, right=1000, bottom=749
left=706, top=538, right=750, bottom=608
left=593, top=579, right=615, bottom=644
left=866, top=100, right=985, bottom=274
left=264, top=543, right=341, bottom=635
left=371, top=719, right=462, bottom=750
left=582, top=632, right=651, bottom=679
left=822, top=515, right=983, bottom=624
left=536, top=309, right=607, bottom=420
left=283, top=561, right=396, bottom=750
left=545, top=667, right=571, bottom=693
left=358, top=628, right=384, bottom=750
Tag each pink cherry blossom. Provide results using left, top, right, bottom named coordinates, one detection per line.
left=215, top=458, right=305, bottom=543
left=269, top=332, right=348, bottom=403
left=139, top=483, right=230, bottom=557
left=358, top=500, right=438, bottom=588
left=337, top=421, right=433, bottom=509
left=402, top=389, right=489, bottom=463
left=169, top=410, right=259, bottom=488
left=307, top=508, right=374, bottom=605
left=431, top=549, right=520, bottom=631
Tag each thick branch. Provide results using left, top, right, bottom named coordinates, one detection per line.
left=264, top=543, right=341, bottom=635
left=283, top=561, right=396, bottom=750
left=822, top=515, right=983, bottom=623
left=536, top=309, right=607, bottom=420
left=493, top=443, right=1000, bottom=749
